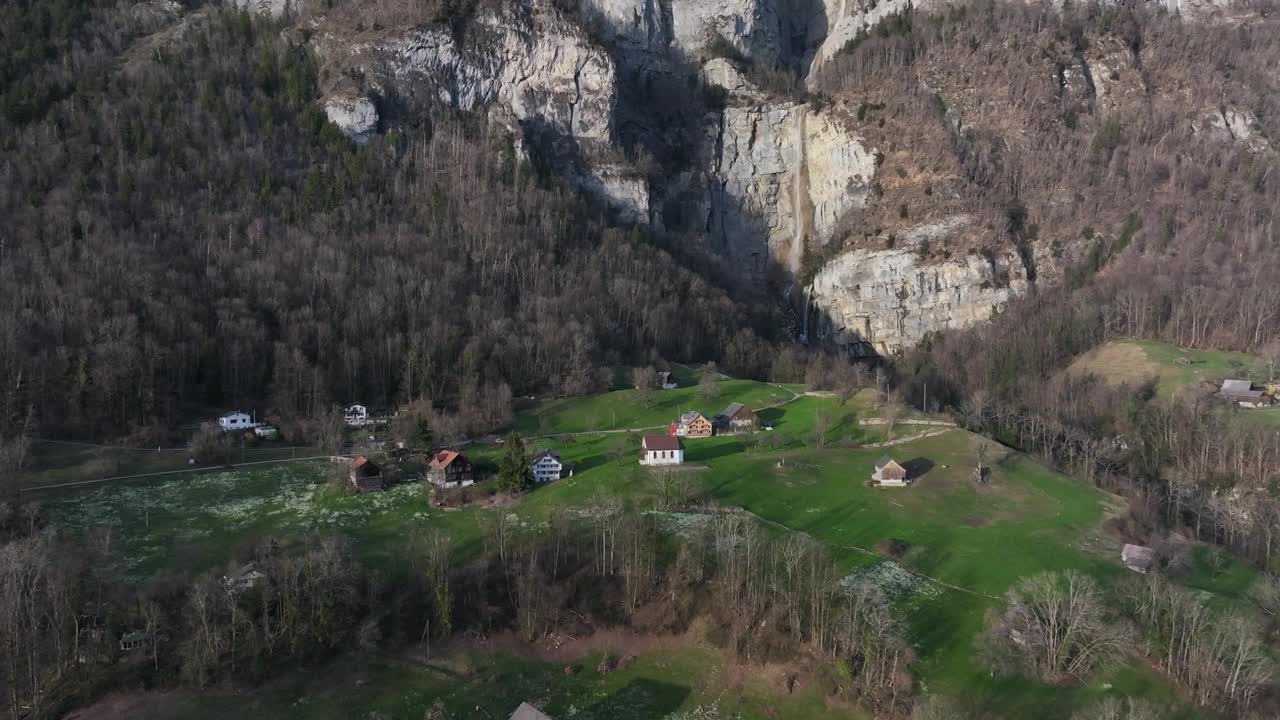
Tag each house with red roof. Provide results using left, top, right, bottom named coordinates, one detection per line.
left=427, top=450, right=474, bottom=487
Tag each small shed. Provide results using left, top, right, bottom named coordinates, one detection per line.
left=218, top=411, right=256, bottom=432
left=872, top=456, right=909, bottom=487
left=1121, top=544, right=1155, bottom=574
left=349, top=456, right=384, bottom=492
left=119, top=631, right=147, bottom=652
left=1220, top=379, right=1270, bottom=408
left=657, top=371, right=678, bottom=389
left=510, top=703, right=554, bottom=720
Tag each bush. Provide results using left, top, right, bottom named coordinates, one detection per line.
left=190, top=423, right=229, bottom=465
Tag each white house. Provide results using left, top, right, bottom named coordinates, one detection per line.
left=639, top=434, right=683, bottom=466
left=218, top=411, right=257, bottom=433
left=344, top=404, right=369, bottom=426
left=531, top=449, right=571, bottom=484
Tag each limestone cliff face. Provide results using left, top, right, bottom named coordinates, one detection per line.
left=324, top=95, right=378, bottom=143
left=314, top=1, right=645, bottom=217
left=706, top=102, right=875, bottom=274
left=334, top=12, right=615, bottom=141
left=582, top=0, right=783, bottom=64
left=808, top=221, right=1028, bottom=354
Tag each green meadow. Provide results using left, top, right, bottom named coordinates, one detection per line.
left=1068, top=338, right=1272, bottom=398
left=37, top=376, right=1228, bottom=719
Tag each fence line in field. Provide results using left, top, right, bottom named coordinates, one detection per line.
left=19, top=456, right=329, bottom=494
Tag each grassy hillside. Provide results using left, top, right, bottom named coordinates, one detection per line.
left=93, top=642, right=862, bottom=720
left=513, top=378, right=798, bottom=435
left=37, top=385, right=1215, bottom=719
left=1066, top=339, right=1267, bottom=398
left=1066, top=339, right=1280, bottom=428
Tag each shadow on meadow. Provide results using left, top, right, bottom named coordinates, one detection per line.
left=577, top=677, right=690, bottom=720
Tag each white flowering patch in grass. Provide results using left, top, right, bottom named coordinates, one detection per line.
left=838, top=560, right=942, bottom=602
left=645, top=511, right=713, bottom=537
left=43, top=463, right=435, bottom=577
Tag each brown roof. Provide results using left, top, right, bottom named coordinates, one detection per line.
left=429, top=450, right=463, bottom=470
left=643, top=434, right=682, bottom=451
left=352, top=456, right=381, bottom=473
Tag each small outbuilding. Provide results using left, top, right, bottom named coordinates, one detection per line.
left=713, top=402, right=757, bottom=434
left=509, top=703, right=554, bottom=720
left=349, top=456, right=384, bottom=492
left=872, top=456, right=909, bottom=487
left=657, top=371, right=678, bottom=390
left=640, top=434, right=684, bottom=466
left=1219, top=379, right=1271, bottom=408
left=1121, top=543, right=1155, bottom=574
left=217, top=411, right=257, bottom=432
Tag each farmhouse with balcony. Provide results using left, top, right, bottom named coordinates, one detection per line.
left=675, top=411, right=714, bottom=438
left=428, top=450, right=475, bottom=487
left=531, top=449, right=572, bottom=483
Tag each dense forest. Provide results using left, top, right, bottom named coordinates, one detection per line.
left=0, top=3, right=781, bottom=441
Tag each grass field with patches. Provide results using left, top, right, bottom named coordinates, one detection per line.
left=513, top=378, right=798, bottom=435
left=1067, top=339, right=1269, bottom=398
left=37, top=385, right=1212, bottom=719
left=109, top=640, right=864, bottom=720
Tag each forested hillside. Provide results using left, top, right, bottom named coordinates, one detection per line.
left=805, top=0, right=1280, bottom=352
left=0, top=3, right=780, bottom=440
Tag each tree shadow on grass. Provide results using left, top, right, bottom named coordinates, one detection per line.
left=576, top=678, right=691, bottom=720
left=903, top=457, right=935, bottom=480
left=682, top=441, right=743, bottom=464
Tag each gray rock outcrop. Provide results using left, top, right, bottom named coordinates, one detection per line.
left=338, top=11, right=615, bottom=141
left=324, top=95, right=379, bottom=144
left=808, top=229, right=1028, bottom=354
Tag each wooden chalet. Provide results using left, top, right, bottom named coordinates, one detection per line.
left=676, top=411, right=714, bottom=438
left=428, top=450, right=474, bottom=488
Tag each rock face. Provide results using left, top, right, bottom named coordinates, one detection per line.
left=317, top=1, right=642, bottom=216
left=346, top=13, right=615, bottom=141
left=707, top=102, right=875, bottom=274
left=808, top=0, right=915, bottom=75
left=1193, top=107, right=1272, bottom=153
left=228, top=0, right=292, bottom=18
left=809, top=231, right=1028, bottom=354
left=582, top=0, right=783, bottom=63
left=324, top=95, right=379, bottom=143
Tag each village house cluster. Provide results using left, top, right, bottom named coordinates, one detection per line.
left=640, top=402, right=759, bottom=466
